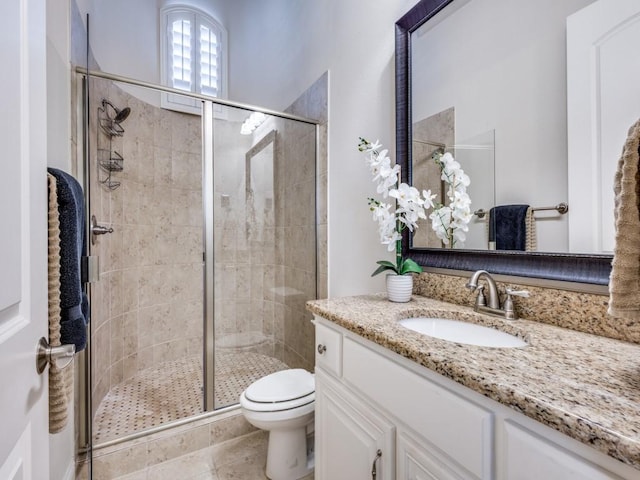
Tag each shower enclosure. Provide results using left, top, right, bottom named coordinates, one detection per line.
left=78, top=71, right=318, bottom=476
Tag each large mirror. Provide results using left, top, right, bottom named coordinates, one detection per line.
left=395, top=0, right=627, bottom=285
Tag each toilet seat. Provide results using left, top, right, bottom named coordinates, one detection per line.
left=240, top=369, right=315, bottom=413
left=246, top=368, right=314, bottom=403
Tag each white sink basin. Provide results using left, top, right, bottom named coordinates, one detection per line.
left=398, top=317, right=527, bottom=348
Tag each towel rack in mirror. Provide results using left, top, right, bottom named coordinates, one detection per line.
left=474, top=202, right=569, bottom=219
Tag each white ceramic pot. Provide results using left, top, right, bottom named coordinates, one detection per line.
left=386, top=274, right=413, bottom=303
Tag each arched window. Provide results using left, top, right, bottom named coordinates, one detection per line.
left=160, top=5, right=227, bottom=114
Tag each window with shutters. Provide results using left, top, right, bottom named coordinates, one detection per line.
left=160, top=6, right=227, bottom=114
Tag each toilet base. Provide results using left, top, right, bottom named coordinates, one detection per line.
left=266, top=427, right=314, bottom=480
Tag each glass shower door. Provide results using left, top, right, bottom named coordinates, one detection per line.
left=207, top=103, right=317, bottom=410
left=87, top=78, right=206, bottom=447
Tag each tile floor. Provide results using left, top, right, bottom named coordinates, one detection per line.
left=94, top=353, right=288, bottom=442
left=111, top=430, right=314, bottom=480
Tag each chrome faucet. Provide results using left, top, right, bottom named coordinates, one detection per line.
left=465, top=270, right=529, bottom=319
left=466, top=270, right=500, bottom=309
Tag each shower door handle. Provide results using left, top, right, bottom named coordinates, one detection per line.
left=91, top=215, right=113, bottom=244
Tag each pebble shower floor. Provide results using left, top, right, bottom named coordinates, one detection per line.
left=93, top=352, right=288, bottom=443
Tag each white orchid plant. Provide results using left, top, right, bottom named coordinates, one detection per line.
left=428, top=150, right=473, bottom=248
left=358, top=137, right=436, bottom=277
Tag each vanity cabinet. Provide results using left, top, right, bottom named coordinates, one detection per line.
left=313, top=317, right=640, bottom=480
left=315, top=320, right=492, bottom=480
left=316, top=370, right=394, bottom=479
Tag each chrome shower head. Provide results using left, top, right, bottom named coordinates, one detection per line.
left=102, top=99, right=131, bottom=124
left=114, top=106, right=130, bottom=123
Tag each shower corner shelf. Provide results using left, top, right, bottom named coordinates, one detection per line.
left=97, top=146, right=124, bottom=191
left=99, top=114, right=125, bottom=137
left=99, top=175, right=121, bottom=191
left=98, top=149, right=124, bottom=172
left=97, top=102, right=128, bottom=191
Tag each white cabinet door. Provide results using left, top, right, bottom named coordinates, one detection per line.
left=500, top=420, right=625, bottom=480
left=397, top=430, right=466, bottom=480
left=315, top=370, right=395, bottom=480
left=342, top=336, right=493, bottom=479
left=0, top=0, right=49, bottom=478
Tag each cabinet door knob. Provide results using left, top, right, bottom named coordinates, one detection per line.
left=371, top=449, right=382, bottom=479
left=317, top=344, right=327, bottom=354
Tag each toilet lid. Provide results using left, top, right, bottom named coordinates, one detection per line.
left=245, top=369, right=314, bottom=403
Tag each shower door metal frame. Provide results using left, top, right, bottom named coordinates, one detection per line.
left=202, top=101, right=216, bottom=411
left=76, top=67, right=319, bottom=453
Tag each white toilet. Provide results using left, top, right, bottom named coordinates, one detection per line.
left=239, top=368, right=315, bottom=480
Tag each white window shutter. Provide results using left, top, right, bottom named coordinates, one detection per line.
left=171, top=17, right=193, bottom=91
left=198, top=23, right=218, bottom=97
left=160, top=6, right=227, bottom=115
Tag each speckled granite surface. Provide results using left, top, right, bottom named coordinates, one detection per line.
left=306, top=294, right=640, bottom=470
left=414, top=272, right=640, bottom=344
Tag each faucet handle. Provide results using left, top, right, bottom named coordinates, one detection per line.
left=503, top=289, right=529, bottom=320
left=506, top=288, right=529, bottom=298
left=474, top=285, right=486, bottom=307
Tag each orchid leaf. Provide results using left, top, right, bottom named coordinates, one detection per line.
left=371, top=261, right=398, bottom=277
left=375, top=260, right=397, bottom=268
left=399, top=258, right=422, bottom=275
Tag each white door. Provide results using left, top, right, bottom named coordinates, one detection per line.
left=567, top=0, right=640, bottom=253
left=0, top=0, right=50, bottom=478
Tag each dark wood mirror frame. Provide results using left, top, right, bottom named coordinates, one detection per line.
left=395, top=0, right=612, bottom=285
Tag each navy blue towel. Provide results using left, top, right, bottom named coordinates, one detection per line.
left=489, top=204, right=529, bottom=251
left=48, top=168, right=89, bottom=351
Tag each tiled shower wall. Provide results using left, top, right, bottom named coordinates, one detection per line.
left=86, top=73, right=327, bottom=414
left=88, top=78, right=204, bottom=414
left=283, top=72, right=328, bottom=369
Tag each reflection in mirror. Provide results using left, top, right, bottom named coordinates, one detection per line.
left=396, top=0, right=614, bottom=285
left=409, top=0, right=599, bottom=253
left=412, top=110, right=495, bottom=250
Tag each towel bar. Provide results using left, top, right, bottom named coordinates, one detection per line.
left=474, top=202, right=568, bottom=219
left=532, top=202, right=569, bottom=214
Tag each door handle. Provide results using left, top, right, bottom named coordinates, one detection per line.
left=90, top=215, right=113, bottom=244
left=36, top=337, right=75, bottom=374
left=371, top=449, right=382, bottom=479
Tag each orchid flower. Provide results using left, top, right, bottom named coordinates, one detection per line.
left=430, top=150, right=473, bottom=248
left=359, top=137, right=431, bottom=276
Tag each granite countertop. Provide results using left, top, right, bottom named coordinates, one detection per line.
left=306, top=294, right=640, bottom=470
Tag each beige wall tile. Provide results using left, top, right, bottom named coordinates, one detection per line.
left=87, top=74, right=327, bottom=444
